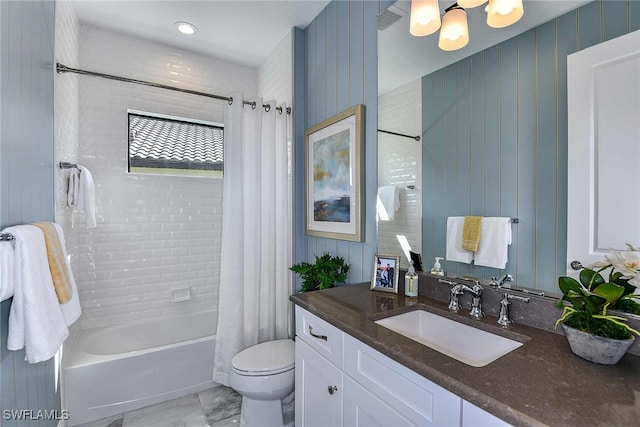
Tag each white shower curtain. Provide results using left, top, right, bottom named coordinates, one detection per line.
left=213, top=94, right=292, bottom=386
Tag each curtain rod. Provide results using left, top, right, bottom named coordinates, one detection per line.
left=56, top=63, right=291, bottom=115
left=377, top=129, right=421, bottom=141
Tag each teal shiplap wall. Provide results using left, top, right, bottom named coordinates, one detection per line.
left=295, top=0, right=380, bottom=285
left=1, top=1, right=59, bottom=425
left=422, top=0, right=640, bottom=293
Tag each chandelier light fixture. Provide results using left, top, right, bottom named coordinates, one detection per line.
left=438, top=5, right=469, bottom=51
left=410, top=0, right=525, bottom=51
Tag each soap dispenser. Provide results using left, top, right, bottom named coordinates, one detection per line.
left=404, top=260, right=419, bottom=298
left=430, top=257, right=444, bottom=276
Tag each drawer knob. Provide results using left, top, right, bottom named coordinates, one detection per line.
left=309, top=325, right=328, bottom=341
left=328, top=385, right=338, bottom=395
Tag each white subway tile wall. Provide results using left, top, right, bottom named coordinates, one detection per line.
left=377, top=79, right=422, bottom=269
left=54, top=0, right=81, bottom=270
left=258, top=31, right=293, bottom=107
left=63, top=24, right=257, bottom=329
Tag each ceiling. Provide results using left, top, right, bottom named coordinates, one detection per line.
left=71, top=1, right=591, bottom=94
left=71, top=0, right=331, bottom=68
left=379, top=0, right=592, bottom=94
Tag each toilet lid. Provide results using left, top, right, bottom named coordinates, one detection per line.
left=231, top=339, right=295, bottom=375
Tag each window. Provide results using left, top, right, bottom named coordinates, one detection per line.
left=128, top=111, right=223, bottom=177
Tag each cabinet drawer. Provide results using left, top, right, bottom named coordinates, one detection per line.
left=344, top=334, right=461, bottom=426
left=296, top=307, right=344, bottom=369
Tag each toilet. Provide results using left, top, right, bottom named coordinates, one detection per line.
left=229, top=339, right=295, bottom=427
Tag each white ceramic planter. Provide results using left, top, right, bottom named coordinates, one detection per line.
left=561, top=323, right=635, bottom=365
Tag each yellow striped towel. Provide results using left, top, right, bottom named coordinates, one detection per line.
left=32, top=222, right=72, bottom=304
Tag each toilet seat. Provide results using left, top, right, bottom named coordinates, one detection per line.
left=231, top=339, right=294, bottom=376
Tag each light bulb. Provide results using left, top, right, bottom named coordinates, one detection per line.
left=439, top=8, right=469, bottom=51
left=457, top=0, right=488, bottom=8
left=175, top=22, right=198, bottom=35
left=486, top=0, right=524, bottom=28
left=409, top=0, right=441, bottom=36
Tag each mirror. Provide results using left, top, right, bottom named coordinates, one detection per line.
left=377, top=0, right=592, bottom=294
left=376, top=77, right=422, bottom=270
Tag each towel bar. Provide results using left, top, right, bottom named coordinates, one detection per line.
left=59, top=161, right=78, bottom=169
left=1, top=233, right=15, bottom=241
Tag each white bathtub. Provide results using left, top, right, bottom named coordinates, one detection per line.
left=63, top=311, right=218, bottom=426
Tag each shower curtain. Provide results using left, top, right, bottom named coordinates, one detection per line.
left=213, top=94, right=292, bottom=386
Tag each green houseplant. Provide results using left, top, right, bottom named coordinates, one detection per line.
left=290, top=253, right=350, bottom=292
left=555, top=245, right=640, bottom=364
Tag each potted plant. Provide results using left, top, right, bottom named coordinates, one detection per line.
left=290, top=253, right=350, bottom=293
left=555, top=245, right=640, bottom=364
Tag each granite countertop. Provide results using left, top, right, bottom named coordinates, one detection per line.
left=290, top=283, right=640, bottom=427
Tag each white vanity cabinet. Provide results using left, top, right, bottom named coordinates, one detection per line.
left=295, top=306, right=512, bottom=427
left=296, top=339, right=344, bottom=426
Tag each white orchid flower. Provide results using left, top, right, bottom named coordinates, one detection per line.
left=605, top=249, right=640, bottom=278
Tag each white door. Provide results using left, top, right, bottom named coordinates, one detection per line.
left=567, top=30, right=640, bottom=274
left=295, top=339, right=343, bottom=427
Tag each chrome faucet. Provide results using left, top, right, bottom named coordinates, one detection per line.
left=497, top=293, right=530, bottom=327
left=443, top=279, right=483, bottom=319
left=448, top=284, right=464, bottom=312
left=468, top=282, right=484, bottom=320
left=497, top=274, right=513, bottom=288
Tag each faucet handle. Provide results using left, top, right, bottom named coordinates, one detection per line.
left=507, top=293, right=530, bottom=303
left=497, top=293, right=529, bottom=327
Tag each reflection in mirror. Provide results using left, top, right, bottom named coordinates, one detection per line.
left=377, top=79, right=422, bottom=269
left=377, top=0, right=609, bottom=296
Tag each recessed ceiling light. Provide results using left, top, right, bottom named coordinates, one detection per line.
left=175, top=22, right=198, bottom=35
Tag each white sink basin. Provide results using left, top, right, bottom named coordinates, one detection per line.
left=374, top=310, right=524, bottom=367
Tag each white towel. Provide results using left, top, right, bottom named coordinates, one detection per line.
left=446, top=217, right=474, bottom=264
left=377, top=185, right=400, bottom=221
left=474, top=217, right=512, bottom=269
left=0, top=231, right=15, bottom=301
left=67, top=165, right=96, bottom=228
left=3, top=225, right=69, bottom=363
left=52, top=223, right=82, bottom=326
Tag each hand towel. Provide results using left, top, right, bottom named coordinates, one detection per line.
left=474, top=217, right=513, bottom=269
left=446, top=217, right=474, bottom=264
left=67, top=165, right=96, bottom=228
left=462, top=216, right=483, bottom=252
left=67, top=168, right=80, bottom=207
left=3, top=225, right=69, bottom=363
left=377, top=185, right=400, bottom=221
left=0, top=231, right=15, bottom=301
left=31, top=222, right=72, bottom=304
left=51, top=223, right=82, bottom=326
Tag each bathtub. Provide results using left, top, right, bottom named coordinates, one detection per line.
left=63, top=311, right=217, bottom=426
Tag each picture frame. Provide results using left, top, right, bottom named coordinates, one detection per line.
left=304, top=104, right=365, bottom=242
left=371, top=253, right=401, bottom=294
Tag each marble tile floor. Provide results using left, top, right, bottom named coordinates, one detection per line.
left=76, top=385, right=242, bottom=427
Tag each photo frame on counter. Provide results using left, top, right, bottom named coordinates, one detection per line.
left=304, top=104, right=364, bottom=242
left=371, top=253, right=401, bottom=294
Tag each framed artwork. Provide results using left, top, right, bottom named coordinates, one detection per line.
left=371, top=253, right=401, bottom=294
left=304, top=104, right=364, bottom=242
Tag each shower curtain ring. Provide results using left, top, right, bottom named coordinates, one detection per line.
left=251, top=102, right=256, bottom=110
left=264, top=104, right=271, bottom=113
left=227, top=97, right=233, bottom=105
